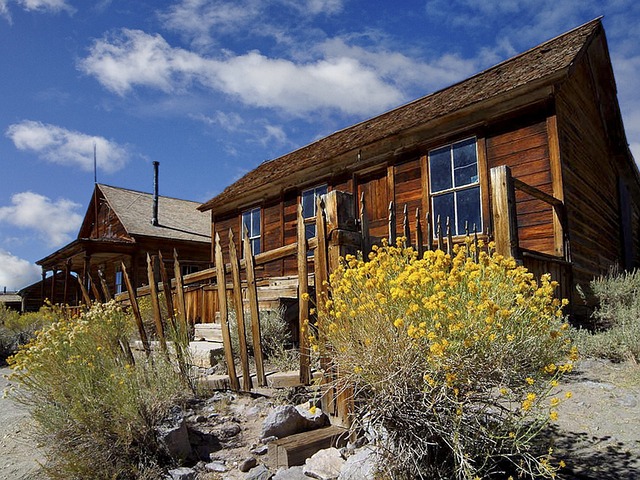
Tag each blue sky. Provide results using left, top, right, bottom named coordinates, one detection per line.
left=0, top=0, right=639, bottom=290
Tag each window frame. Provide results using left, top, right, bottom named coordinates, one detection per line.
left=301, top=184, right=328, bottom=255
left=428, top=136, right=483, bottom=237
left=241, top=207, right=261, bottom=256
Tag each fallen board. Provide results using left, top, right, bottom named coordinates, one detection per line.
left=267, top=425, right=349, bottom=469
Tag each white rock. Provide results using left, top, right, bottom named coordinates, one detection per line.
left=303, top=447, right=345, bottom=480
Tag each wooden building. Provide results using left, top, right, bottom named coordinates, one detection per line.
left=35, top=180, right=211, bottom=308
left=198, top=18, right=639, bottom=318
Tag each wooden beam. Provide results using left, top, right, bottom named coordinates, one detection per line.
left=490, top=166, right=520, bottom=259
left=147, top=253, right=166, bottom=352
left=297, top=204, right=311, bottom=385
left=215, top=233, right=239, bottom=391
left=243, top=226, right=266, bottom=387
left=158, top=251, right=175, bottom=327
left=547, top=115, right=567, bottom=258
left=122, top=261, right=150, bottom=356
left=228, top=229, right=252, bottom=391
left=173, top=249, right=188, bottom=330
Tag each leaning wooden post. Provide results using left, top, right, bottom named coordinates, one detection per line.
left=89, top=275, right=102, bottom=303
left=297, top=204, right=311, bottom=385
left=122, top=261, right=150, bottom=357
left=97, top=269, right=112, bottom=302
left=415, top=207, right=424, bottom=258
left=359, top=192, right=370, bottom=257
left=314, top=196, right=329, bottom=312
left=490, top=165, right=520, bottom=259
left=173, top=249, right=189, bottom=331
left=76, top=275, right=92, bottom=307
left=147, top=253, right=166, bottom=352
left=426, top=211, right=433, bottom=252
left=243, top=226, right=267, bottom=387
left=446, top=217, right=453, bottom=255
left=158, top=251, right=175, bottom=326
left=403, top=204, right=410, bottom=248
left=228, top=229, right=252, bottom=391
left=436, top=215, right=443, bottom=251
left=215, top=233, right=240, bottom=391
left=388, top=201, right=396, bottom=246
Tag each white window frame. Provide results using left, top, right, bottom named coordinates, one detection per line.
left=241, top=207, right=261, bottom=255
left=302, top=184, right=328, bottom=255
left=428, top=137, right=483, bottom=236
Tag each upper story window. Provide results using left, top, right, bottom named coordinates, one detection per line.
left=114, top=267, right=123, bottom=294
left=242, top=207, right=261, bottom=255
left=429, top=137, right=482, bottom=236
left=302, top=184, right=328, bottom=245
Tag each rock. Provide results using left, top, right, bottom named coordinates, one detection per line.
left=246, top=463, right=273, bottom=480
left=261, top=405, right=329, bottom=440
left=303, top=447, right=345, bottom=480
left=168, top=467, right=196, bottom=480
left=156, top=413, right=193, bottom=462
left=220, top=421, right=242, bottom=437
left=618, top=393, right=638, bottom=408
left=251, top=444, right=269, bottom=455
left=272, top=466, right=307, bottom=479
left=239, top=456, right=258, bottom=472
left=205, top=460, right=227, bottom=472
left=339, top=447, right=378, bottom=479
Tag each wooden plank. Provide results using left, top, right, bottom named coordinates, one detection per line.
left=297, top=204, right=310, bottom=385
left=122, top=261, right=150, bottom=356
left=415, top=207, right=423, bottom=257
left=388, top=201, right=396, bottom=245
left=228, top=229, right=252, bottom=391
left=89, top=274, right=102, bottom=303
left=215, top=233, right=239, bottom=391
left=314, top=196, right=329, bottom=311
left=547, top=114, right=567, bottom=258
left=243, top=226, right=267, bottom=387
left=513, top=178, right=563, bottom=207
left=267, top=425, right=348, bottom=469
left=359, top=192, right=370, bottom=257
left=158, top=251, right=176, bottom=328
left=147, top=254, right=166, bottom=352
left=490, top=165, right=520, bottom=259
left=173, top=249, right=189, bottom=330
left=97, top=269, right=112, bottom=302
left=76, top=274, right=91, bottom=306
left=403, top=204, right=410, bottom=247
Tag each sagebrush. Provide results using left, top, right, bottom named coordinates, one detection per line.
left=7, top=301, right=192, bottom=480
left=573, top=267, right=640, bottom=362
left=318, top=241, right=576, bottom=479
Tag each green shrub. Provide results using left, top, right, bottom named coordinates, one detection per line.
left=227, top=306, right=298, bottom=371
left=7, top=301, right=191, bottom=479
left=573, top=267, right=640, bottom=362
left=319, top=242, right=576, bottom=479
left=0, top=304, right=53, bottom=362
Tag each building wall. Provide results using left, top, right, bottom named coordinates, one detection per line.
left=555, top=32, right=640, bottom=311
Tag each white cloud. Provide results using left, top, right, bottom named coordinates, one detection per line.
left=0, top=191, right=82, bottom=247
left=16, top=0, right=73, bottom=13
left=191, top=111, right=245, bottom=131
left=261, top=124, right=287, bottom=146
left=159, top=0, right=260, bottom=49
left=79, top=29, right=404, bottom=116
left=6, top=120, right=129, bottom=173
left=0, top=249, right=40, bottom=291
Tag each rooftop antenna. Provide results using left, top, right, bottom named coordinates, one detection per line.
left=93, top=142, right=97, bottom=184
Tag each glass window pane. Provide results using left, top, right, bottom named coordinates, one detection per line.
left=252, top=237, right=261, bottom=255
left=251, top=209, right=260, bottom=236
left=242, top=211, right=251, bottom=235
left=456, top=186, right=481, bottom=235
left=453, top=139, right=477, bottom=187
left=316, top=185, right=328, bottom=197
left=432, top=193, right=455, bottom=234
left=429, top=146, right=452, bottom=192
left=302, top=189, right=315, bottom=218
left=305, top=224, right=316, bottom=240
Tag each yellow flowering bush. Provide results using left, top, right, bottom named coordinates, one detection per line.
left=7, top=301, right=190, bottom=480
left=319, top=241, right=576, bottom=479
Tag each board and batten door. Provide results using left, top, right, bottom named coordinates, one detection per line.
left=356, top=169, right=391, bottom=241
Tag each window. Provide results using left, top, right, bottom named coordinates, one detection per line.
left=114, top=267, right=123, bottom=294
left=242, top=207, right=261, bottom=255
left=429, top=137, right=482, bottom=236
left=302, top=184, right=328, bottom=246
left=181, top=265, right=199, bottom=276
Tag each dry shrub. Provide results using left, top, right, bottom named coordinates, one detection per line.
left=319, top=241, right=576, bottom=479
left=574, top=267, right=640, bottom=363
left=7, top=301, right=191, bottom=479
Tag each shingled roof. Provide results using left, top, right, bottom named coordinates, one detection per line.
left=98, top=184, right=210, bottom=242
left=199, top=17, right=602, bottom=213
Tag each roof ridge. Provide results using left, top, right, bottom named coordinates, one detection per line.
left=98, top=183, right=202, bottom=205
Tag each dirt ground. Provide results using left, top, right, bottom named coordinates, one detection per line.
left=1, top=359, right=639, bottom=480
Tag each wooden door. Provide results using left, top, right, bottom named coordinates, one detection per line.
left=357, top=169, right=390, bottom=240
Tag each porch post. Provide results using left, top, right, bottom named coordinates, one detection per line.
left=323, top=191, right=360, bottom=274
left=490, top=165, right=520, bottom=259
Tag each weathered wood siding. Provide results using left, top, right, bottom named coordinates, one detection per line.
left=486, top=116, right=555, bottom=255
left=555, top=32, right=640, bottom=306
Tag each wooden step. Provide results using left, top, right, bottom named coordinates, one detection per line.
left=193, top=323, right=223, bottom=342
left=267, top=425, right=349, bottom=469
